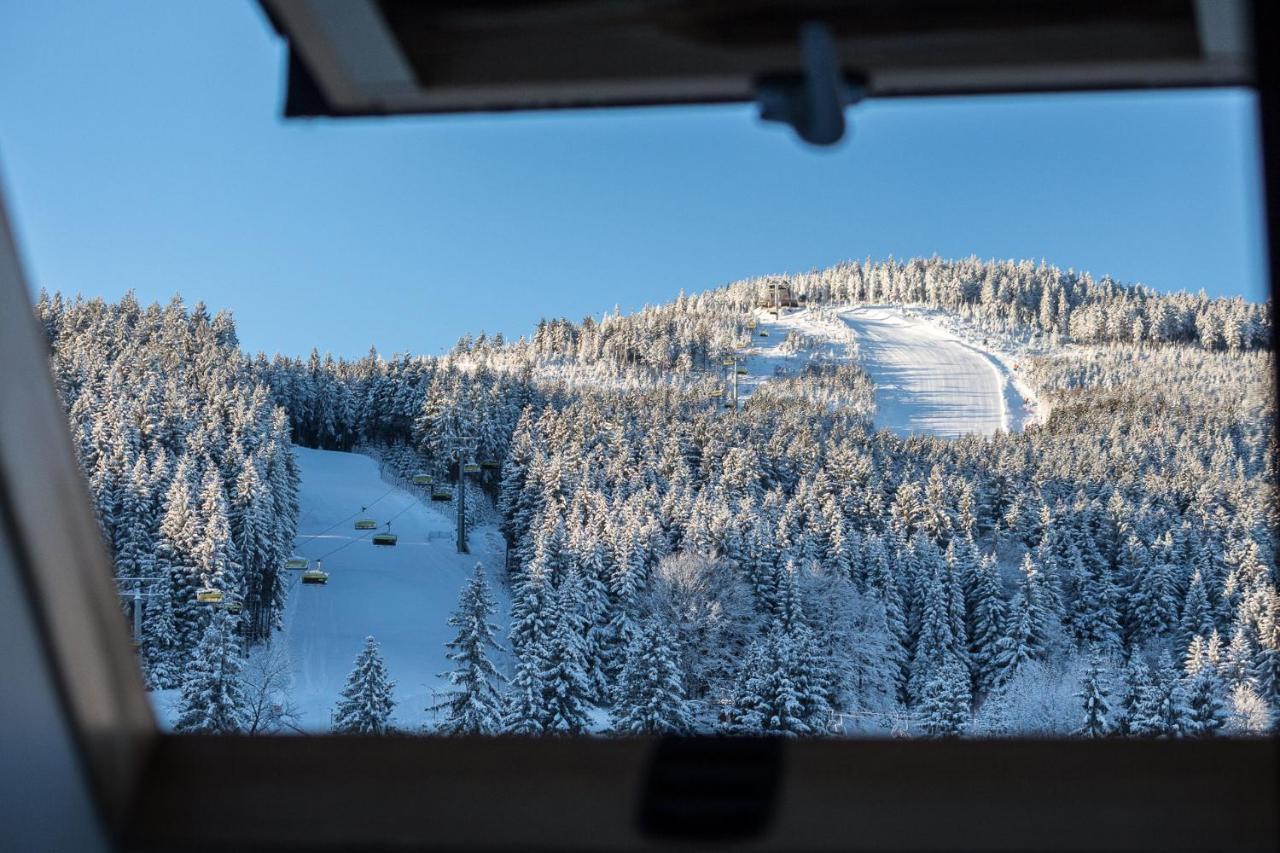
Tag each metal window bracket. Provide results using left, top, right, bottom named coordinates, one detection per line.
left=756, top=22, right=866, bottom=146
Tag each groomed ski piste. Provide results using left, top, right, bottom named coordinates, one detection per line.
left=151, top=448, right=509, bottom=732
left=735, top=304, right=1039, bottom=437
left=281, top=448, right=509, bottom=731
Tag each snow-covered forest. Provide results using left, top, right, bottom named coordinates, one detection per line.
left=38, top=255, right=1279, bottom=737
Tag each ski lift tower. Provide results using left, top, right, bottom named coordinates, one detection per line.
left=114, top=577, right=164, bottom=645
left=454, top=435, right=480, bottom=554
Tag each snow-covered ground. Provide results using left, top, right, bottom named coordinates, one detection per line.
left=737, top=305, right=1036, bottom=437
left=840, top=306, right=1033, bottom=437
left=282, top=447, right=508, bottom=732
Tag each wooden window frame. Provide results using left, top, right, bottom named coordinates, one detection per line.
left=1, top=2, right=1278, bottom=849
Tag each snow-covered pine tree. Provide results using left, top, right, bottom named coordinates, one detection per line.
left=1073, top=652, right=1112, bottom=737
left=722, top=630, right=811, bottom=737
left=333, top=636, right=396, bottom=734
left=918, top=658, right=970, bottom=738
left=174, top=608, right=248, bottom=734
left=966, top=552, right=1007, bottom=697
left=1182, top=639, right=1228, bottom=737
left=435, top=566, right=504, bottom=735
left=539, top=572, right=594, bottom=735
left=611, top=618, right=692, bottom=735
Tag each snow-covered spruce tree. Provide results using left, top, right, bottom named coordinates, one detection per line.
left=722, top=632, right=808, bottom=736
left=993, top=554, right=1055, bottom=684
left=966, top=552, right=1007, bottom=698
left=333, top=636, right=396, bottom=735
left=918, top=658, right=971, bottom=738
left=140, top=580, right=181, bottom=689
left=502, top=635, right=550, bottom=735
left=611, top=619, right=692, bottom=735
left=1073, top=652, right=1112, bottom=738
left=174, top=609, right=248, bottom=734
left=539, top=571, right=594, bottom=735
left=1139, top=652, right=1189, bottom=738
left=1182, top=641, right=1228, bottom=737
left=1113, top=655, right=1158, bottom=737
left=435, top=566, right=505, bottom=735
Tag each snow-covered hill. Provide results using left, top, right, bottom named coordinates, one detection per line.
left=282, top=447, right=508, bottom=731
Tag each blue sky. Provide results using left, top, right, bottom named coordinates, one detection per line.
left=0, top=2, right=1268, bottom=359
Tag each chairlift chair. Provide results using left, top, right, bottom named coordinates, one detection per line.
left=372, top=523, right=398, bottom=546
left=759, top=330, right=770, bottom=337
left=462, top=463, right=481, bottom=474
left=411, top=474, right=433, bottom=485
left=431, top=487, right=453, bottom=501
left=301, top=566, right=329, bottom=584
left=195, top=588, right=224, bottom=605
left=284, top=557, right=309, bottom=570
left=735, top=367, right=749, bottom=375
left=355, top=519, right=377, bottom=530
left=480, top=460, right=501, bottom=470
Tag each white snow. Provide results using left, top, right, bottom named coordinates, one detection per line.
left=282, top=447, right=508, bottom=732
left=839, top=306, right=1010, bottom=437
left=737, top=305, right=1036, bottom=438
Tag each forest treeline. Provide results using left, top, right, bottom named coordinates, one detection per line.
left=36, top=254, right=1278, bottom=736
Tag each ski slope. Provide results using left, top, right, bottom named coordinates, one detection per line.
left=738, top=305, right=1032, bottom=438
left=282, top=447, right=508, bottom=731
left=839, top=306, right=1028, bottom=437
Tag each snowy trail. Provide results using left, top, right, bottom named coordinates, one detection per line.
left=839, top=306, right=1011, bottom=438
left=283, top=447, right=507, bottom=731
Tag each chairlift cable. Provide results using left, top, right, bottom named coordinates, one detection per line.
left=311, top=496, right=419, bottom=562
left=293, top=484, right=398, bottom=550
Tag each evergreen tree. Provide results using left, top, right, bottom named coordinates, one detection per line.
left=435, top=566, right=504, bottom=735
left=722, top=630, right=813, bottom=736
left=174, top=609, right=248, bottom=734
left=539, top=574, right=594, bottom=735
left=966, top=553, right=1007, bottom=696
left=1073, top=652, right=1112, bottom=737
left=918, top=659, right=970, bottom=738
left=333, top=636, right=396, bottom=734
left=611, top=619, right=692, bottom=734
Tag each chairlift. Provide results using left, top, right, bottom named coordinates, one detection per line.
left=721, top=358, right=736, bottom=367
left=735, top=368, right=748, bottom=375
left=284, top=556, right=309, bottom=570
left=462, top=462, right=482, bottom=474
left=412, top=474, right=433, bottom=485
left=355, top=519, right=377, bottom=530
left=431, top=487, right=453, bottom=501
left=301, top=565, right=329, bottom=584
left=759, top=330, right=770, bottom=337
left=723, top=401, right=735, bottom=409
left=707, top=388, right=723, bottom=398
left=196, top=588, right=224, bottom=605
left=479, top=460, right=501, bottom=470
left=372, top=522, right=398, bottom=546
left=225, top=598, right=244, bottom=614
